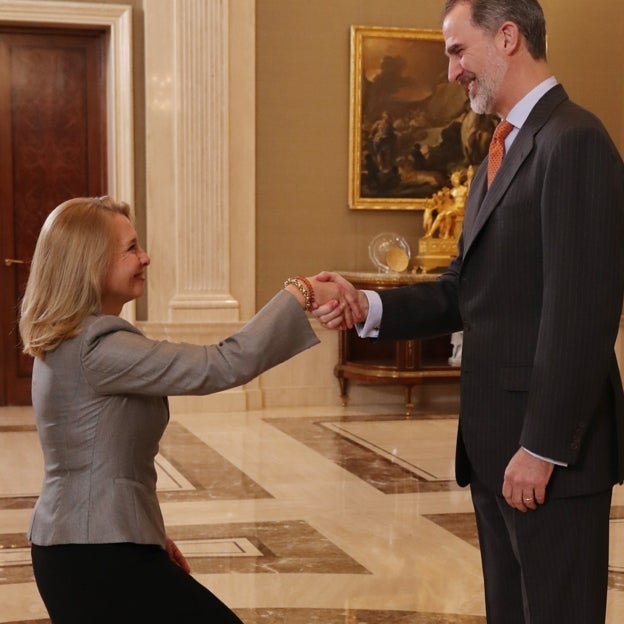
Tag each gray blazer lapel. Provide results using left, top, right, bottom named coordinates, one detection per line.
left=461, top=84, right=569, bottom=259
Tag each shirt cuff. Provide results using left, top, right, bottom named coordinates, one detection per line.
left=355, top=290, right=382, bottom=338
left=522, top=446, right=567, bottom=467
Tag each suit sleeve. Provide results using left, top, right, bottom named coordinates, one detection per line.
left=520, top=122, right=624, bottom=463
left=80, top=289, right=320, bottom=396
left=377, top=256, right=463, bottom=341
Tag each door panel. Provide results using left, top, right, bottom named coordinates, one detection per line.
left=0, top=28, right=106, bottom=405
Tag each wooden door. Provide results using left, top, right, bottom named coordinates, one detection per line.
left=0, top=28, right=107, bottom=405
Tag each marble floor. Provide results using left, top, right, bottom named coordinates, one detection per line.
left=1, top=403, right=624, bottom=623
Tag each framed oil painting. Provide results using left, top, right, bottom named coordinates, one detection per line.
left=348, top=25, right=496, bottom=210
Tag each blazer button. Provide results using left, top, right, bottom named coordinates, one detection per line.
left=464, top=323, right=472, bottom=332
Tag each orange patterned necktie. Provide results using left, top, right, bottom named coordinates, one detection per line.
left=487, top=120, right=514, bottom=187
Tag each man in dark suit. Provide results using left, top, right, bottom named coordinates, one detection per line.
left=315, top=1, right=624, bottom=621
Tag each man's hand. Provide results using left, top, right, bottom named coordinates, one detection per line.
left=502, top=448, right=554, bottom=512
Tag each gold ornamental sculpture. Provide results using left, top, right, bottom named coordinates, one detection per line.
left=415, top=166, right=474, bottom=273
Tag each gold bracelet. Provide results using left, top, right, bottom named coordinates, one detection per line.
left=284, top=277, right=312, bottom=311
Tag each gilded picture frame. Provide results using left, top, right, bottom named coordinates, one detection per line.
left=348, top=25, right=496, bottom=210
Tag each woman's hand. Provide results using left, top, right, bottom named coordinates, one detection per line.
left=166, top=536, right=191, bottom=573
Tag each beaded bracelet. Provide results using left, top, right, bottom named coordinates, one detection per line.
left=296, top=275, right=316, bottom=310
left=284, top=277, right=313, bottom=312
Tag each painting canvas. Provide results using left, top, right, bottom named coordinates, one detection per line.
left=348, top=26, right=496, bottom=210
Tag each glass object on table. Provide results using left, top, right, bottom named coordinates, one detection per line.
left=368, top=232, right=411, bottom=273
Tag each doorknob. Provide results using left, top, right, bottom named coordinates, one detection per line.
left=4, top=258, right=25, bottom=267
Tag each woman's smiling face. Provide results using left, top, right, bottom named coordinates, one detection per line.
left=101, top=214, right=150, bottom=315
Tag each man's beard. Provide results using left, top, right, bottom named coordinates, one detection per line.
left=468, top=48, right=507, bottom=115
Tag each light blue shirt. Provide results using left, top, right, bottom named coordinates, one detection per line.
left=504, top=75, right=558, bottom=151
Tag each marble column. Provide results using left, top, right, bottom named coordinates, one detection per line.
left=145, top=0, right=250, bottom=325
left=142, top=0, right=261, bottom=411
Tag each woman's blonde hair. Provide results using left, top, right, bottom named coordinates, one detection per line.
left=19, top=196, right=131, bottom=358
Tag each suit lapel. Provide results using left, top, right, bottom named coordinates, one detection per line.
left=461, top=85, right=569, bottom=259
left=464, top=130, right=535, bottom=254
left=461, top=163, right=486, bottom=244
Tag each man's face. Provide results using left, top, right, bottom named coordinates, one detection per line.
left=443, top=2, right=508, bottom=115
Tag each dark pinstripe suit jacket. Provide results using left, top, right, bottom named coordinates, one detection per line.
left=378, top=85, right=624, bottom=497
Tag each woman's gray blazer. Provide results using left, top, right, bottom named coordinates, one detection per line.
left=28, top=290, right=318, bottom=548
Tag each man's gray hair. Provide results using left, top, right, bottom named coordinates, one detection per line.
left=443, top=0, right=547, bottom=60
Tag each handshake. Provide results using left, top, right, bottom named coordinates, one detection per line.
left=284, top=271, right=369, bottom=330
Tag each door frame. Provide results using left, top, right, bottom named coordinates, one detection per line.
left=0, top=0, right=135, bottom=320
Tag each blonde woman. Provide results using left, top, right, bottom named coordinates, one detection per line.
left=20, top=196, right=358, bottom=623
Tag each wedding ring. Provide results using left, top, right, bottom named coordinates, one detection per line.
left=523, top=497, right=534, bottom=502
